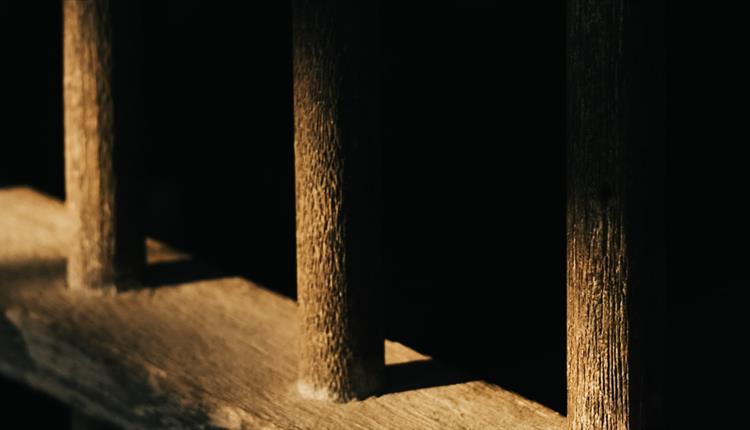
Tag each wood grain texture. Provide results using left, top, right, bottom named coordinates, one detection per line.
left=64, top=0, right=144, bottom=292
left=0, top=187, right=563, bottom=430
left=293, top=0, right=384, bottom=401
left=566, top=1, right=630, bottom=429
left=567, top=1, right=663, bottom=428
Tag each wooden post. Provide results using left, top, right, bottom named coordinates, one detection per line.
left=64, top=0, right=144, bottom=291
left=292, top=0, right=384, bottom=402
left=567, top=1, right=664, bottom=429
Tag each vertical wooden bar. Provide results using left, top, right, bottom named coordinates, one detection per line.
left=64, top=0, right=144, bottom=291
left=292, top=0, right=384, bottom=402
left=567, top=1, right=664, bottom=429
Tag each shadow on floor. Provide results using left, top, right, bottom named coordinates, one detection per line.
left=142, top=259, right=229, bottom=288
left=383, top=358, right=476, bottom=396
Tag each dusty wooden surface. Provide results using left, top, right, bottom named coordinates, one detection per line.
left=64, top=0, right=144, bottom=292
left=71, top=411, right=119, bottom=430
left=0, top=187, right=563, bottom=429
left=292, top=0, right=384, bottom=401
left=567, top=1, right=664, bottom=429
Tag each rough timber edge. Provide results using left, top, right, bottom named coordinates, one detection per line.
left=0, top=186, right=564, bottom=430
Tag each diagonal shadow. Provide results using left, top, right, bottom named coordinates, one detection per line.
left=383, top=358, right=477, bottom=395
left=0, top=256, right=229, bottom=292
left=141, top=259, right=229, bottom=288
left=0, top=258, right=66, bottom=285
left=0, top=258, right=67, bottom=301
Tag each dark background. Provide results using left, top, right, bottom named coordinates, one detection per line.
left=2, top=1, right=740, bottom=429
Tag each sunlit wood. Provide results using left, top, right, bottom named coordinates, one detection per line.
left=567, top=0, right=663, bottom=428
left=64, top=0, right=143, bottom=291
left=0, top=187, right=564, bottom=430
left=292, top=0, right=384, bottom=402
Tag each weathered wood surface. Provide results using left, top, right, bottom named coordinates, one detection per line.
left=566, top=1, right=631, bottom=420
left=72, top=411, right=119, bottom=430
left=567, top=1, right=664, bottom=429
left=293, top=0, right=384, bottom=401
left=64, top=0, right=144, bottom=292
left=0, top=187, right=563, bottom=430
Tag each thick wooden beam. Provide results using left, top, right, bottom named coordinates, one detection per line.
left=64, top=0, right=144, bottom=291
left=292, top=0, right=384, bottom=402
left=0, top=187, right=564, bottom=430
left=567, top=1, right=664, bottom=429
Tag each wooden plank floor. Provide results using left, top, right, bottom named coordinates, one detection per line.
left=0, top=187, right=564, bottom=430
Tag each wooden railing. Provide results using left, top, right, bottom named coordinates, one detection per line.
left=0, top=1, right=662, bottom=429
